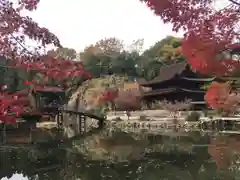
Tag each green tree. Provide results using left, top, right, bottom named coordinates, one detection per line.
left=47, top=47, right=77, bottom=60
left=0, top=57, right=37, bottom=92
left=81, top=37, right=141, bottom=78
left=143, top=36, right=183, bottom=63
left=137, top=36, right=184, bottom=80
left=94, top=37, right=124, bottom=55
left=136, top=59, right=164, bottom=80
left=127, top=39, right=144, bottom=53
left=80, top=38, right=120, bottom=77
left=111, top=51, right=141, bottom=77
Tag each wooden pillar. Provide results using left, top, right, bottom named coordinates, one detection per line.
left=98, top=118, right=104, bottom=129
left=56, top=113, right=60, bottom=129
left=78, top=114, right=81, bottom=133
left=56, top=112, right=63, bottom=129
left=78, top=115, right=86, bottom=133
left=76, top=114, right=79, bottom=133
left=60, top=112, right=63, bottom=129
left=201, top=122, right=207, bottom=129
left=218, top=120, right=224, bottom=131
left=82, top=115, right=86, bottom=133
left=211, top=120, right=217, bottom=130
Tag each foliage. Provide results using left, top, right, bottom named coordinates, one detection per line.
left=81, top=37, right=143, bottom=78
left=200, top=82, right=212, bottom=90
left=158, top=99, right=192, bottom=118
left=47, top=47, right=78, bottom=60
left=0, top=0, right=91, bottom=123
left=99, top=87, right=143, bottom=112
left=185, top=111, right=201, bottom=122
left=140, top=0, right=240, bottom=111
left=89, top=104, right=107, bottom=119
left=137, top=36, right=185, bottom=80
left=140, top=0, right=240, bottom=76
left=143, top=36, right=183, bottom=63
left=99, top=88, right=118, bottom=103
left=136, top=58, right=164, bottom=80
left=94, top=37, right=124, bottom=55
left=204, top=82, right=240, bottom=113
left=159, top=99, right=192, bottom=112
left=114, top=89, right=143, bottom=111
left=67, top=36, right=185, bottom=81
left=111, top=51, right=142, bottom=77
left=99, top=87, right=118, bottom=111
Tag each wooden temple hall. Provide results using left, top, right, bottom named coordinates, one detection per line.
left=139, top=62, right=215, bottom=109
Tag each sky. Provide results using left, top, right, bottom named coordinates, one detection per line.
left=27, top=0, right=182, bottom=52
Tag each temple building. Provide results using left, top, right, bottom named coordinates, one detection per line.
left=139, top=62, right=215, bottom=109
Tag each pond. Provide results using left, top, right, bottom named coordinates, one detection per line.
left=1, top=127, right=240, bottom=180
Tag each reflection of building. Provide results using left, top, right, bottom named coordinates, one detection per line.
left=139, top=62, right=215, bottom=109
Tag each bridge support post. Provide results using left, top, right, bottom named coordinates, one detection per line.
left=56, top=112, right=63, bottom=129
left=78, top=115, right=86, bottom=133
left=56, top=113, right=60, bottom=129
left=82, top=115, right=86, bottom=133
left=76, top=114, right=80, bottom=133
left=98, top=118, right=104, bottom=129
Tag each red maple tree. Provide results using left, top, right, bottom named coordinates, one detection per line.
left=205, top=82, right=240, bottom=112
left=205, top=82, right=230, bottom=110
left=99, top=89, right=118, bottom=103
left=99, top=88, right=143, bottom=111
left=0, top=0, right=91, bottom=124
left=140, top=0, right=240, bottom=75
left=140, top=0, right=240, bottom=108
left=99, top=88, right=119, bottom=111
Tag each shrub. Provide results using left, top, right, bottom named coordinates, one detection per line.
left=185, top=111, right=201, bottom=122
left=139, top=115, right=147, bottom=121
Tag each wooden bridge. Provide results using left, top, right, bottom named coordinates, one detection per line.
left=0, top=106, right=106, bottom=144
left=55, top=107, right=105, bottom=131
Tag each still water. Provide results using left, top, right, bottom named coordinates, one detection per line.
left=1, top=127, right=240, bottom=180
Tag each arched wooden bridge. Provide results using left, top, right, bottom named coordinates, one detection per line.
left=0, top=106, right=106, bottom=145
left=55, top=107, right=105, bottom=132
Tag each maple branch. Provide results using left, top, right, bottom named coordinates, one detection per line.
left=10, top=34, right=35, bottom=56
left=229, top=0, right=240, bottom=6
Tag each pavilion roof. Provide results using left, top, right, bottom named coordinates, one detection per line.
left=139, top=62, right=187, bottom=86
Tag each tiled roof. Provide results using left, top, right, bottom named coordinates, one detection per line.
left=143, top=87, right=205, bottom=97
left=140, top=62, right=187, bottom=86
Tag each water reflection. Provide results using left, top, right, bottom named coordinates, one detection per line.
left=1, top=128, right=240, bottom=180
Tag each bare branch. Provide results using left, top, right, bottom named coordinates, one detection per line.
left=229, top=0, right=240, bottom=6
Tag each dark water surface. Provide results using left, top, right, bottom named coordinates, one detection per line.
left=1, top=128, right=240, bottom=180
